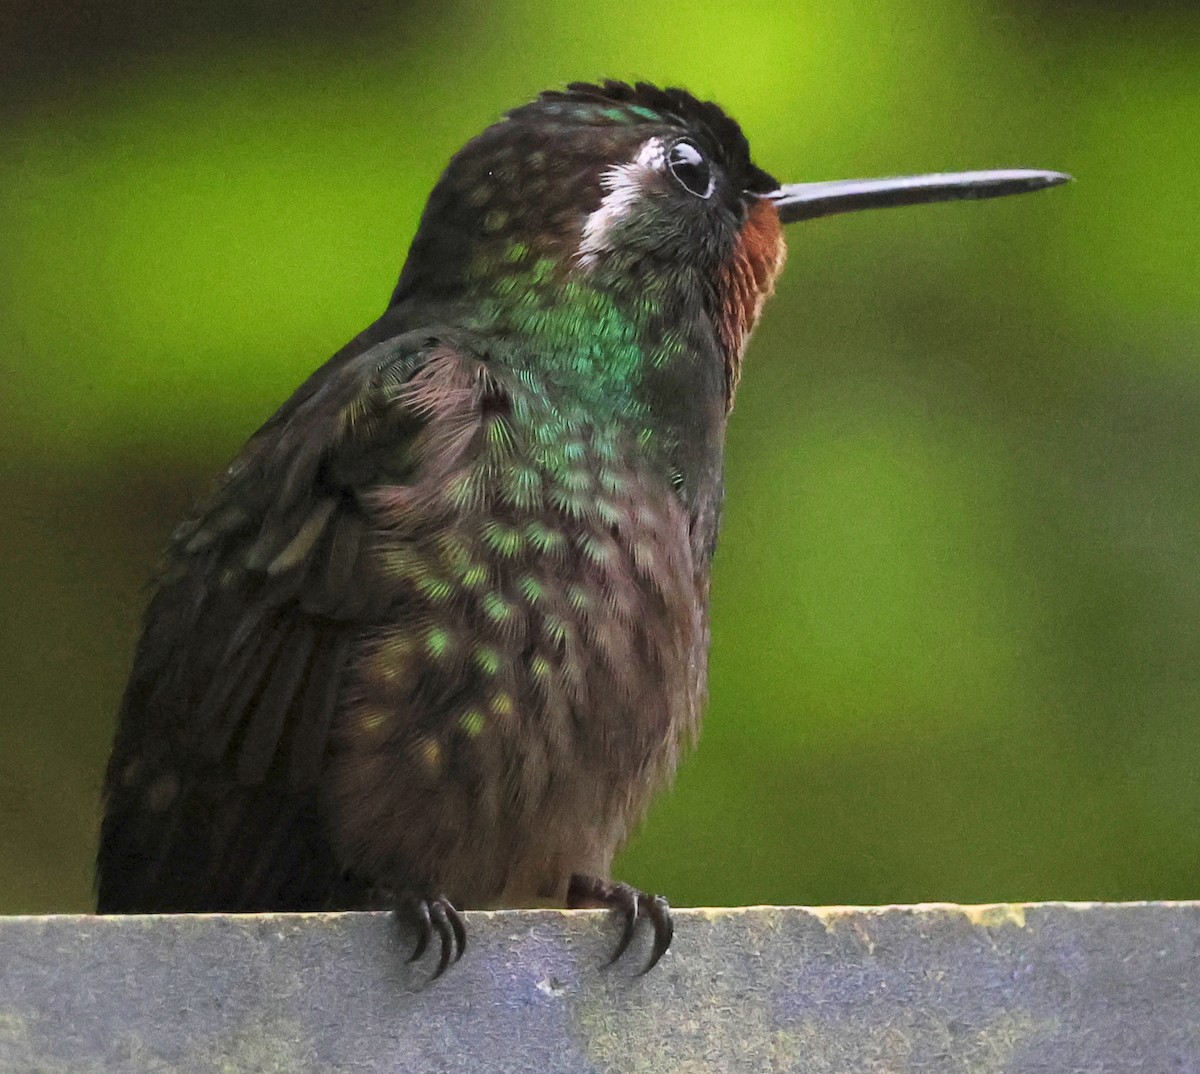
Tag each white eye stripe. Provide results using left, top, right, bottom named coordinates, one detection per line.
left=578, top=137, right=666, bottom=269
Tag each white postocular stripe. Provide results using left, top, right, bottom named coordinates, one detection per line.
left=577, top=138, right=666, bottom=269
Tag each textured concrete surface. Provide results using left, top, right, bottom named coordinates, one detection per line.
left=1, top=903, right=1197, bottom=1072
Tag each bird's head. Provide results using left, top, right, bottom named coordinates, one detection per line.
left=390, top=81, right=786, bottom=405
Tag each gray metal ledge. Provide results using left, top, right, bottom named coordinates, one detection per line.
left=1, top=903, right=1197, bottom=1072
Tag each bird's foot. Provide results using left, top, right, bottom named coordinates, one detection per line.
left=567, top=874, right=673, bottom=974
left=396, top=892, right=466, bottom=979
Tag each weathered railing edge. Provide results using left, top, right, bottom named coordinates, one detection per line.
left=3, top=902, right=1198, bottom=1074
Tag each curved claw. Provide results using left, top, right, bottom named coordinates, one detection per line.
left=406, top=897, right=432, bottom=963
left=568, top=874, right=674, bottom=973
left=446, top=900, right=467, bottom=963
left=428, top=896, right=467, bottom=979
left=398, top=893, right=467, bottom=978
left=640, top=894, right=674, bottom=975
left=606, top=887, right=640, bottom=966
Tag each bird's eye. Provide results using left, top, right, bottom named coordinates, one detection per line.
left=667, top=140, right=714, bottom=198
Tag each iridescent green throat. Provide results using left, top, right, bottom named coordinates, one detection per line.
left=460, top=246, right=682, bottom=422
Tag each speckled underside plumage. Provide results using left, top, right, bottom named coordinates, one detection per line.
left=102, top=327, right=708, bottom=911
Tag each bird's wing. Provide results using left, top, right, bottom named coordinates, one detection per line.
left=97, top=329, right=484, bottom=911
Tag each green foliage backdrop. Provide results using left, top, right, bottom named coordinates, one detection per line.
left=2, top=0, right=1198, bottom=911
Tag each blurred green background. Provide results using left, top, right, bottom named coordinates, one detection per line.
left=2, top=0, right=1198, bottom=913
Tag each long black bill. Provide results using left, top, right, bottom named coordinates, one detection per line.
left=764, top=169, right=1071, bottom=224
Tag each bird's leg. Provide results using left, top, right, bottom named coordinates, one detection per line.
left=395, top=892, right=466, bottom=978
left=567, top=873, right=674, bottom=973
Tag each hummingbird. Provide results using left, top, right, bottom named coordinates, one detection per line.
left=97, top=80, right=1068, bottom=975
